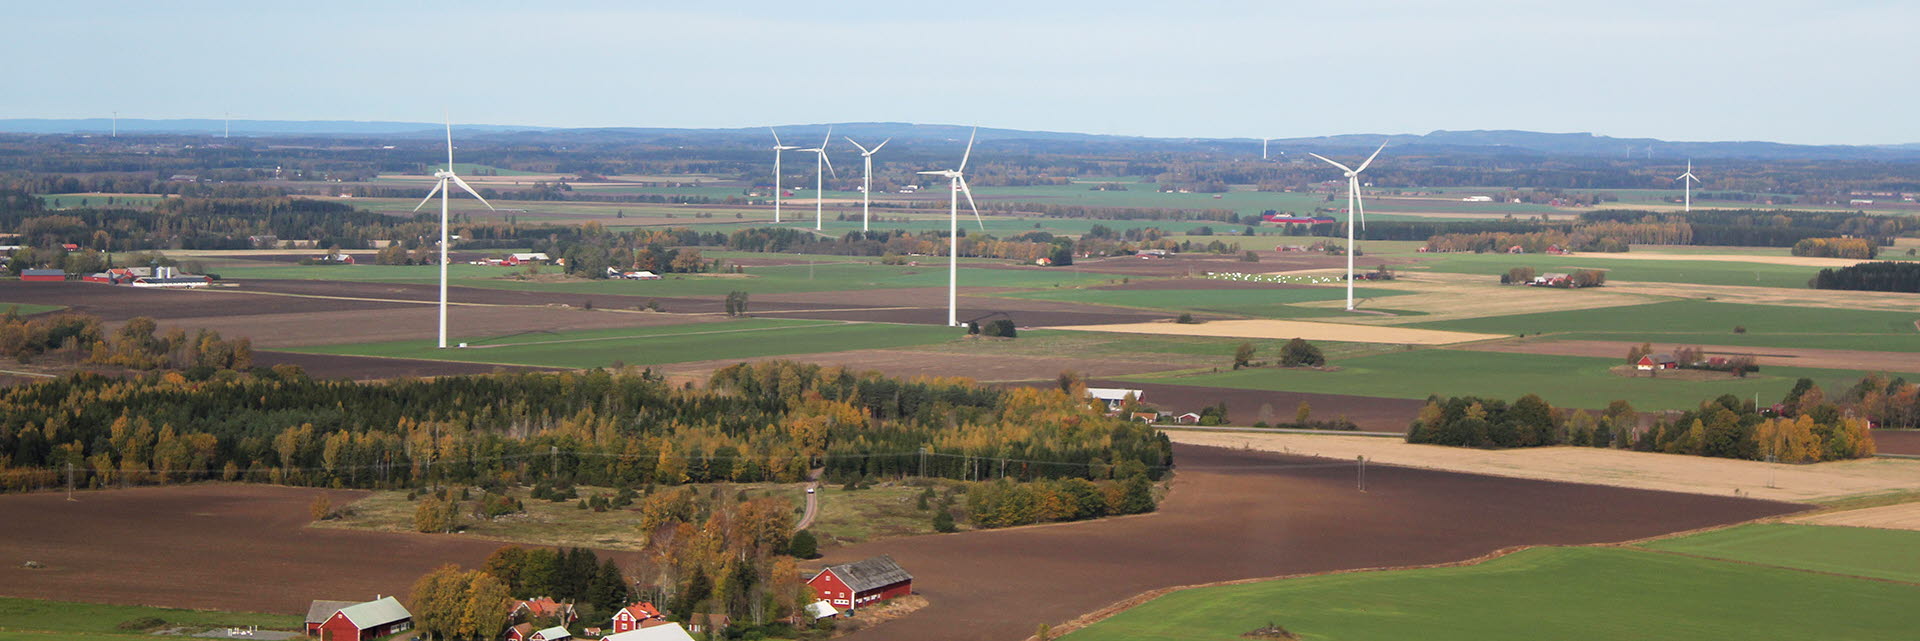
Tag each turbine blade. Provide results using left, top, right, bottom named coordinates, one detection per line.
left=959, top=127, right=977, bottom=172
left=821, top=126, right=832, bottom=149
left=917, top=170, right=946, bottom=175
left=770, top=126, right=782, bottom=147
left=1355, top=142, right=1387, bottom=173
left=449, top=174, right=498, bottom=211
left=1307, top=153, right=1354, bottom=174
left=845, top=137, right=869, bottom=154
left=444, top=114, right=454, bottom=169
left=413, top=179, right=445, bottom=212
left=1355, top=178, right=1367, bottom=231
left=822, top=150, right=836, bottom=178
left=871, top=137, right=890, bottom=154
left=959, top=176, right=985, bottom=231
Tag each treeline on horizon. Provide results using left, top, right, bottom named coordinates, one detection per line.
left=0, top=360, right=1172, bottom=494
left=1404, top=374, right=1911, bottom=461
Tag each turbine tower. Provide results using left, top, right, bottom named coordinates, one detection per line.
left=411, top=119, right=497, bottom=349
left=769, top=128, right=798, bottom=223
left=799, top=127, right=835, bottom=230
left=916, top=128, right=987, bottom=327
left=1308, top=143, right=1386, bottom=311
left=1677, top=160, right=1700, bottom=213
left=846, top=136, right=891, bottom=232
left=1262, top=137, right=1270, bottom=160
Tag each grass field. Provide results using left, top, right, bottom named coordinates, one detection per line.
left=318, top=483, right=810, bottom=551
left=1407, top=300, right=1920, bottom=352
left=1641, top=523, right=1920, bottom=583
left=1410, top=252, right=1822, bottom=288
left=286, top=318, right=965, bottom=369
left=996, top=286, right=1410, bottom=319
left=215, top=261, right=1131, bottom=296
left=1123, top=349, right=1869, bottom=410
left=0, top=303, right=65, bottom=316
left=807, top=481, right=968, bottom=548
left=0, top=597, right=297, bottom=641
left=1061, top=542, right=1918, bottom=641
left=913, top=330, right=1398, bottom=368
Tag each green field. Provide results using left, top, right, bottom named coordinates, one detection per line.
left=1410, top=252, right=1821, bottom=288
left=913, top=329, right=1397, bottom=369
left=0, top=597, right=296, bottom=641
left=996, top=285, right=1411, bottom=319
left=287, top=318, right=965, bottom=369
left=0, top=303, right=65, bottom=316
left=1123, top=349, right=1870, bottom=410
left=1062, top=543, right=1918, bottom=641
left=1642, top=523, right=1920, bottom=583
left=1407, top=300, right=1920, bottom=353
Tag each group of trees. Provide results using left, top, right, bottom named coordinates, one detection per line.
left=1623, top=343, right=1757, bottom=376
left=1791, top=237, right=1878, bottom=259
left=1406, top=382, right=1878, bottom=461
left=964, top=475, right=1155, bottom=528
left=0, top=362, right=1169, bottom=499
left=0, top=311, right=252, bottom=372
left=1811, top=261, right=1920, bottom=293
left=482, top=546, right=631, bottom=621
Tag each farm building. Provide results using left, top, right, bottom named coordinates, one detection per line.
left=610, top=602, right=666, bottom=633
left=803, top=600, right=840, bottom=620
left=1531, top=273, right=1571, bottom=287
left=505, top=623, right=572, bottom=641
left=504, top=253, right=550, bottom=266
left=808, top=555, right=913, bottom=610
left=19, top=268, right=65, bottom=282
left=131, top=274, right=211, bottom=288
left=511, top=597, right=577, bottom=625
left=1637, top=354, right=1680, bottom=371
left=1261, top=213, right=1337, bottom=225
left=602, top=622, right=695, bottom=641
left=684, top=614, right=729, bottom=636
left=313, top=596, right=412, bottom=641
left=1086, top=387, right=1144, bottom=412
left=304, top=600, right=357, bottom=636
left=1174, top=412, right=1203, bottom=424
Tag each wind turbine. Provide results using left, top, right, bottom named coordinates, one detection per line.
left=1308, top=143, right=1386, bottom=311
left=411, top=119, right=497, bottom=349
left=845, top=136, right=890, bottom=232
left=1262, top=137, right=1270, bottom=160
left=799, top=127, right=835, bottom=230
left=1676, top=160, right=1700, bottom=213
left=917, top=127, right=987, bottom=327
left=769, top=128, right=798, bottom=223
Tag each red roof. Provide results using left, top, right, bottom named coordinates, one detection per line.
left=618, top=602, right=663, bottom=621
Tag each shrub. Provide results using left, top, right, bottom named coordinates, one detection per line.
left=932, top=510, right=957, bottom=533
left=788, top=529, right=819, bottom=558
left=1279, top=338, right=1325, bottom=367
left=1175, top=313, right=1197, bottom=324
left=117, top=618, right=167, bottom=631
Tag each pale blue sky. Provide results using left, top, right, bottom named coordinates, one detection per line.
left=4, top=1, right=1914, bottom=144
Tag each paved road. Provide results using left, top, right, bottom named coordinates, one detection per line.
left=795, top=467, right=823, bottom=531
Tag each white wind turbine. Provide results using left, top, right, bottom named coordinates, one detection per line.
left=1677, top=160, right=1700, bottom=212
left=1308, top=143, right=1386, bottom=311
left=845, top=136, right=891, bottom=232
left=769, top=128, right=798, bottom=223
left=916, top=128, right=987, bottom=327
left=799, top=127, right=836, bottom=230
left=411, top=119, right=497, bottom=349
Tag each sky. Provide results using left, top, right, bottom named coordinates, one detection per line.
left=4, top=1, right=1916, bottom=145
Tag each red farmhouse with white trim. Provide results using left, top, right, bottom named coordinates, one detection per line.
left=807, top=555, right=913, bottom=610
left=610, top=602, right=667, bottom=633
left=314, top=596, right=412, bottom=641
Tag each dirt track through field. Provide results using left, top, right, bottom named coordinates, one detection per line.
left=825, top=443, right=1801, bottom=641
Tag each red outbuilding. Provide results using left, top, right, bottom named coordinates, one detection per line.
left=610, top=602, right=666, bottom=633
left=19, top=268, right=65, bottom=282
left=807, top=555, right=913, bottom=610
left=314, top=596, right=412, bottom=641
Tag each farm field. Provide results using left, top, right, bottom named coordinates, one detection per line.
left=1407, top=300, right=1920, bottom=352
left=216, top=261, right=1132, bottom=297
left=0, top=302, right=63, bottom=315
left=1408, top=251, right=1823, bottom=288
left=0, top=597, right=297, bottom=641
left=995, top=283, right=1410, bottom=318
left=0, top=445, right=1799, bottom=641
left=1058, top=544, right=1916, bottom=641
left=1052, top=320, right=1504, bottom=347
left=284, top=318, right=966, bottom=369
left=1642, top=523, right=1920, bottom=583
left=1123, top=349, right=1873, bottom=410
left=1163, top=431, right=1920, bottom=503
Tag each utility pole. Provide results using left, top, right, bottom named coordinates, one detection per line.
left=551, top=445, right=559, bottom=479
left=918, top=447, right=927, bottom=478
left=66, top=462, right=76, bottom=501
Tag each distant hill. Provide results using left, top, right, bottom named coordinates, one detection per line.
left=1, top=118, right=1915, bottom=160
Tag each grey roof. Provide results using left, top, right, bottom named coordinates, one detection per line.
left=336, top=596, right=411, bottom=629
left=824, top=555, right=913, bottom=593
left=21, top=268, right=64, bottom=276
left=533, top=626, right=572, bottom=640
left=305, top=600, right=356, bottom=625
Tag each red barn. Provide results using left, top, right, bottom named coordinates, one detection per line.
left=305, top=600, right=356, bottom=636
left=19, top=268, right=65, bottom=282
left=610, top=602, right=666, bottom=633
left=314, top=596, right=412, bottom=641
left=807, top=555, right=913, bottom=610
left=1636, top=354, right=1679, bottom=371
